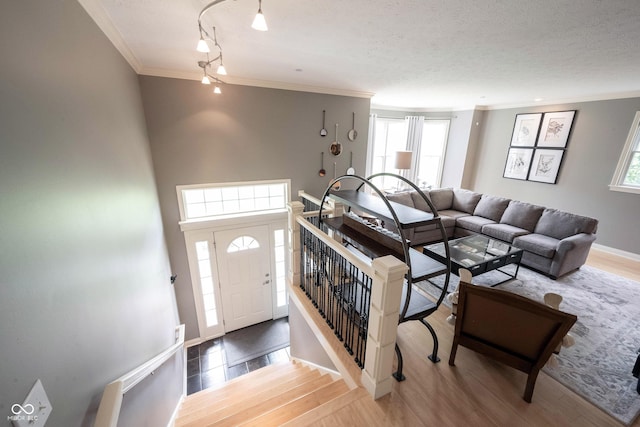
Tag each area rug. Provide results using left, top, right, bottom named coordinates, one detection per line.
left=223, top=318, right=290, bottom=367
left=417, top=266, right=640, bottom=425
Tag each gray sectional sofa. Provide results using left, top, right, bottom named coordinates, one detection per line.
left=385, top=188, right=599, bottom=279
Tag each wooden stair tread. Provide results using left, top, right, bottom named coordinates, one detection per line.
left=238, top=379, right=351, bottom=427
left=176, top=368, right=323, bottom=427
left=207, top=374, right=337, bottom=426
left=179, top=361, right=306, bottom=412
left=279, top=386, right=370, bottom=427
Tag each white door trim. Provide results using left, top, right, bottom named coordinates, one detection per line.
left=182, top=212, right=289, bottom=340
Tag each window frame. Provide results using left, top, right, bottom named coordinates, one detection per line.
left=368, top=117, right=408, bottom=190
left=610, top=112, right=640, bottom=194
left=416, top=119, right=450, bottom=189
left=176, top=179, right=291, bottom=223
left=367, top=116, right=450, bottom=190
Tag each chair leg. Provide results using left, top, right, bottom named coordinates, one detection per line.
left=420, top=319, right=440, bottom=363
left=523, top=369, right=540, bottom=403
left=449, top=339, right=458, bottom=366
left=392, top=343, right=406, bottom=381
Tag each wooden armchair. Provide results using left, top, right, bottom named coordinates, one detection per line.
left=448, top=281, right=577, bottom=402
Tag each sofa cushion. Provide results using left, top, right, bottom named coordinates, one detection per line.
left=410, top=190, right=433, bottom=212
left=473, top=195, right=511, bottom=222
left=500, top=201, right=544, bottom=232
left=513, top=233, right=559, bottom=258
left=386, top=191, right=415, bottom=208
left=456, top=215, right=496, bottom=233
left=534, top=208, right=599, bottom=240
left=428, top=188, right=454, bottom=211
left=482, top=223, right=530, bottom=243
left=452, top=189, right=482, bottom=214
left=415, top=215, right=456, bottom=233
left=438, top=209, right=470, bottom=221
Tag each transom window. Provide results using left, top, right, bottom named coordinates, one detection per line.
left=610, top=112, right=640, bottom=194
left=177, top=180, right=290, bottom=221
left=227, top=236, right=260, bottom=253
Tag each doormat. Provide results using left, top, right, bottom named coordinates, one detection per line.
left=223, top=318, right=290, bottom=367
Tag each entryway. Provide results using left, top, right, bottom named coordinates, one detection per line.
left=186, top=318, right=291, bottom=395
left=178, top=179, right=290, bottom=341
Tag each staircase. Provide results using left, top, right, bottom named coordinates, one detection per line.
left=175, top=360, right=364, bottom=427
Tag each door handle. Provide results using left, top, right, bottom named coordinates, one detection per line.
left=263, top=280, right=270, bottom=285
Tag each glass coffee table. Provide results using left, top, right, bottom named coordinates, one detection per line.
left=423, top=234, right=523, bottom=287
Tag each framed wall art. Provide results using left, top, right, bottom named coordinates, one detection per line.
left=503, top=110, right=577, bottom=185
left=528, top=149, right=565, bottom=184
left=510, top=113, right=542, bottom=147
left=537, top=110, right=576, bottom=148
left=503, top=147, right=534, bottom=180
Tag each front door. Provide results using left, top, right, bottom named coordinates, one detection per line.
left=215, top=225, right=273, bottom=332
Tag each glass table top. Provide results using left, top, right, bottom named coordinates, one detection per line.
left=424, top=234, right=521, bottom=268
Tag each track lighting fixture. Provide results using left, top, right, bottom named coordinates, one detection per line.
left=196, top=0, right=268, bottom=94
left=251, top=0, right=268, bottom=31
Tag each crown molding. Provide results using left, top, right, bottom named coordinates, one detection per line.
left=484, top=91, right=640, bottom=111
left=78, top=0, right=142, bottom=73
left=139, top=67, right=375, bottom=99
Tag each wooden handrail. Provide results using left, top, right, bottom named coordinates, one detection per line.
left=296, top=215, right=374, bottom=276
left=94, top=324, right=185, bottom=427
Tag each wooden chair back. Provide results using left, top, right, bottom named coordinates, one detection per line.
left=449, top=281, right=577, bottom=402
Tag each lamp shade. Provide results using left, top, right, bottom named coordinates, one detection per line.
left=395, top=151, right=413, bottom=170
left=252, top=11, right=268, bottom=31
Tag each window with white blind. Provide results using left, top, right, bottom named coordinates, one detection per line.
left=369, top=117, right=449, bottom=190
left=417, top=120, right=450, bottom=189
left=370, top=118, right=407, bottom=190
left=610, top=112, right=640, bottom=194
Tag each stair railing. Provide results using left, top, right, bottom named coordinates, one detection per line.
left=94, top=324, right=185, bottom=427
left=288, top=200, right=407, bottom=399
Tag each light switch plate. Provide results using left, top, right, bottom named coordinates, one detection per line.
left=11, top=379, right=52, bottom=427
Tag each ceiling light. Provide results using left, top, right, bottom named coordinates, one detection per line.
left=196, top=0, right=268, bottom=95
left=252, top=0, right=268, bottom=31
left=217, top=54, right=227, bottom=75
left=196, top=36, right=210, bottom=53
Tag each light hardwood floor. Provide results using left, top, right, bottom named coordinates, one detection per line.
left=309, top=247, right=640, bottom=427
left=178, top=248, right=639, bottom=426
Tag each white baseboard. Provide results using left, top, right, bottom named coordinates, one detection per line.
left=166, top=393, right=184, bottom=427
left=592, top=243, right=640, bottom=262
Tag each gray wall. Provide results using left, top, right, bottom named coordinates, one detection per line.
left=139, top=76, right=371, bottom=340
left=0, top=1, right=181, bottom=426
left=470, top=98, right=640, bottom=254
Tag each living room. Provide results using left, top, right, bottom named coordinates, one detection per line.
left=1, top=1, right=639, bottom=426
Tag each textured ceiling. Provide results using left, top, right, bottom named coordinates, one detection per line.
left=81, top=0, right=640, bottom=110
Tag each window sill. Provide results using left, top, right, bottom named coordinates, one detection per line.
left=609, top=184, right=640, bottom=195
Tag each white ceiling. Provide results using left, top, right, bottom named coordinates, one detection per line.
left=81, top=0, right=640, bottom=110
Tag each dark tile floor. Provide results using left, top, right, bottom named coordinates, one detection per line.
left=186, top=334, right=291, bottom=395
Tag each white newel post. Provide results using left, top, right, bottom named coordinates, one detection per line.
left=287, top=201, right=304, bottom=288
left=361, top=255, right=408, bottom=399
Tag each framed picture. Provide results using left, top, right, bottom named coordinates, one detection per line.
left=528, top=149, right=565, bottom=184
left=510, top=113, right=542, bottom=146
left=503, top=147, right=534, bottom=180
left=537, top=110, right=576, bottom=148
